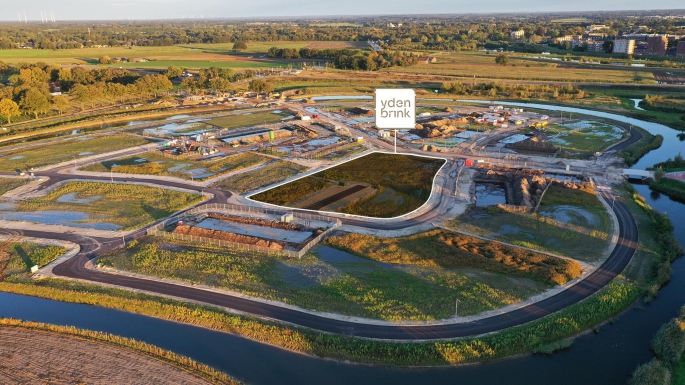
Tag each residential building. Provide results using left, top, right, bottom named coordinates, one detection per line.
left=646, top=35, right=668, bottom=56
left=510, top=29, right=525, bottom=39
left=586, top=42, right=605, bottom=52
left=677, top=41, right=685, bottom=57
left=613, top=39, right=635, bottom=54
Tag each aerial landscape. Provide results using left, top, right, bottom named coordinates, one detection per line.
left=1, top=2, right=685, bottom=384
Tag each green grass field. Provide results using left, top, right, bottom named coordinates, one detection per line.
left=252, top=152, right=445, bottom=217
left=207, top=111, right=290, bottom=129
left=214, top=160, right=306, bottom=194
left=0, top=134, right=154, bottom=172
left=385, top=52, right=655, bottom=83
left=451, top=185, right=611, bottom=263
left=12, top=182, right=203, bottom=230
left=81, top=151, right=267, bottom=181
left=96, top=237, right=548, bottom=321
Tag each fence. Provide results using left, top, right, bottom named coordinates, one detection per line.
left=146, top=203, right=342, bottom=259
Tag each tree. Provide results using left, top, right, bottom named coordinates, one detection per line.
left=495, top=53, right=510, bottom=66
left=233, top=41, right=247, bottom=51
left=165, top=66, right=184, bottom=79
left=0, top=98, right=20, bottom=124
left=69, top=84, right=92, bottom=109
left=98, top=56, right=112, bottom=64
left=52, top=95, right=71, bottom=114
left=19, top=88, right=51, bottom=119
left=248, top=79, right=273, bottom=94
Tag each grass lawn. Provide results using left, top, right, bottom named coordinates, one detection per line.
left=252, top=152, right=445, bottom=217
left=0, top=134, right=154, bottom=172
left=0, top=178, right=29, bottom=196
left=81, top=151, right=267, bottom=181
left=2, top=243, right=68, bottom=277
left=9, top=182, right=203, bottom=230
left=213, top=160, right=306, bottom=194
left=206, top=111, right=290, bottom=129
left=547, top=120, right=627, bottom=156
left=451, top=185, right=611, bottom=263
left=96, top=238, right=549, bottom=321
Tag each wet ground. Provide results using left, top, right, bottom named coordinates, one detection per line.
left=474, top=183, right=507, bottom=207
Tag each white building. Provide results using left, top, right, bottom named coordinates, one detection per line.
left=510, top=30, right=525, bottom=39
left=613, top=39, right=635, bottom=55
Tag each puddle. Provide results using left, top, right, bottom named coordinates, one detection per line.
left=276, top=261, right=338, bottom=288
left=630, top=99, right=644, bottom=110
left=474, top=183, right=507, bottom=207
left=316, top=246, right=373, bottom=264
left=497, top=224, right=534, bottom=239
left=499, top=134, right=529, bottom=144
left=9, top=156, right=24, bottom=160
left=78, top=152, right=93, bottom=156
left=0, top=208, right=120, bottom=230
left=425, top=137, right=465, bottom=147
left=195, top=218, right=313, bottom=243
left=538, top=205, right=600, bottom=227
left=56, top=193, right=102, bottom=204
left=166, top=115, right=191, bottom=120
left=311, top=95, right=373, bottom=101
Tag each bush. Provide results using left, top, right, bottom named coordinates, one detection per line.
left=652, top=318, right=685, bottom=366
left=628, top=359, right=670, bottom=385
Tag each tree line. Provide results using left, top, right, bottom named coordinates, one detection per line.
left=0, top=61, right=172, bottom=123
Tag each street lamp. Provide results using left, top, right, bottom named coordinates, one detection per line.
left=455, top=298, right=461, bottom=318
left=110, top=163, right=117, bottom=183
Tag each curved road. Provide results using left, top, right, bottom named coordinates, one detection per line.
left=4, top=167, right=637, bottom=339
left=0, top=119, right=639, bottom=340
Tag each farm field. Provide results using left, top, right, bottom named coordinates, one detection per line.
left=207, top=111, right=291, bottom=129
left=547, top=120, right=627, bottom=156
left=251, top=152, right=445, bottom=217
left=81, top=151, right=268, bottom=181
left=213, top=160, right=307, bottom=194
left=2, top=182, right=203, bottom=230
left=451, top=184, right=611, bottom=263
left=0, top=134, right=154, bottom=172
left=0, top=41, right=365, bottom=68
left=386, top=53, right=655, bottom=83
left=97, top=238, right=550, bottom=321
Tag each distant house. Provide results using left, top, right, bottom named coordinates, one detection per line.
left=417, top=56, right=437, bottom=64
left=49, top=82, right=62, bottom=96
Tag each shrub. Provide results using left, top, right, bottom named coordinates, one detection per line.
left=628, top=359, right=670, bottom=385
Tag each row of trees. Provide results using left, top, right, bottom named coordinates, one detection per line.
left=440, top=81, right=586, bottom=99
left=267, top=47, right=419, bottom=70
left=0, top=61, right=173, bottom=124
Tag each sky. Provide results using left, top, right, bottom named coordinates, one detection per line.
left=1, top=0, right=684, bottom=21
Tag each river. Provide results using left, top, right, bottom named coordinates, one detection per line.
left=1, top=101, right=685, bottom=384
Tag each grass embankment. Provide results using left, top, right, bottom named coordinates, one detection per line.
left=207, top=111, right=289, bottom=129
left=251, top=176, right=328, bottom=206
left=648, top=155, right=685, bottom=203
left=96, top=237, right=546, bottom=320
left=621, top=128, right=664, bottom=167
left=252, top=153, right=445, bottom=217
left=14, top=182, right=203, bottom=230
left=0, top=178, right=28, bottom=196
left=324, top=230, right=581, bottom=285
left=451, top=184, right=610, bottom=263
left=0, top=134, right=153, bottom=172
left=0, top=276, right=640, bottom=365
left=82, top=151, right=267, bottom=181
left=0, top=319, right=239, bottom=385
left=214, top=160, right=306, bottom=194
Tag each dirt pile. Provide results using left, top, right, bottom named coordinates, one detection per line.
left=505, top=132, right=559, bottom=154
left=174, top=225, right=284, bottom=251
left=207, top=213, right=304, bottom=231
left=413, top=118, right=467, bottom=138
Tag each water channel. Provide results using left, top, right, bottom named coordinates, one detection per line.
left=1, top=100, right=685, bottom=384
